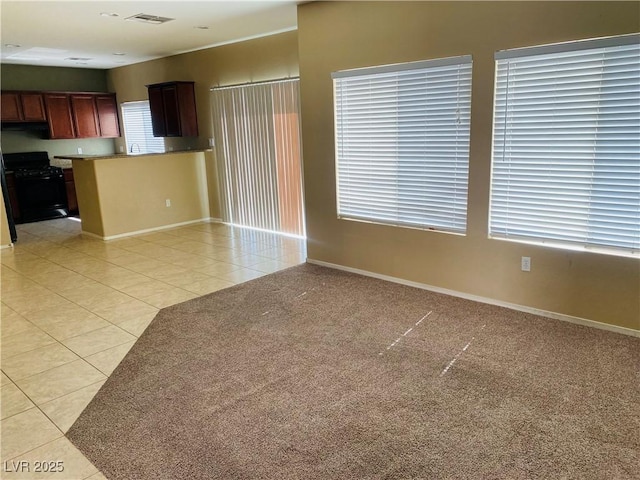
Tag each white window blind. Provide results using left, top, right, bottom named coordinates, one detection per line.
left=333, top=55, right=473, bottom=233
left=490, top=35, right=640, bottom=255
left=121, top=101, right=165, bottom=154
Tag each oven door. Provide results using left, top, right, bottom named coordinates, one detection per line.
left=15, top=173, right=68, bottom=223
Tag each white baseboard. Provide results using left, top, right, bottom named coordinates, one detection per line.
left=307, top=258, right=639, bottom=338
left=0, top=243, right=13, bottom=249
left=82, top=218, right=214, bottom=241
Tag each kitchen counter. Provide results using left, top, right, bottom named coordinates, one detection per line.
left=50, top=158, right=72, bottom=169
left=69, top=150, right=212, bottom=239
left=54, top=149, right=211, bottom=161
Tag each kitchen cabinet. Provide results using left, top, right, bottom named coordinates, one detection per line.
left=70, top=94, right=101, bottom=138
left=1, top=91, right=46, bottom=122
left=44, top=93, right=76, bottom=139
left=63, top=168, right=78, bottom=214
left=95, top=94, right=120, bottom=138
left=44, top=92, right=120, bottom=139
left=147, top=81, right=198, bottom=137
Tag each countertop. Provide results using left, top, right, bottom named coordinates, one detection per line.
left=54, top=149, right=212, bottom=161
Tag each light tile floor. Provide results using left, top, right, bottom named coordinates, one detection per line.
left=1, top=218, right=305, bottom=479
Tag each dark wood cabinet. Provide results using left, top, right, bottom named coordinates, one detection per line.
left=64, top=168, right=78, bottom=214
left=147, top=81, right=198, bottom=137
left=42, top=92, right=121, bottom=139
left=1, top=92, right=23, bottom=121
left=20, top=93, right=46, bottom=121
left=44, top=93, right=76, bottom=139
left=1, top=91, right=46, bottom=122
left=95, top=94, right=120, bottom=138
left=70, top=94, right=101, bottom=138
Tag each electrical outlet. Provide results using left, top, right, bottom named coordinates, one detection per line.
left=165, top=199, right=171, bottom=207
left=119, top=145, right=124, bottom=153
left=521, top=256, right=531, bottom=272
left=208, top=137, right=215, bottom=147
left=77, top=147, right=83, bottom=154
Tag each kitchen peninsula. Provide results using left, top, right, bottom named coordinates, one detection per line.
left=55, top=150, right=213, bottom=239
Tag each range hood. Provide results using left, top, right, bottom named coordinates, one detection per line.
left=1, top=121, right=49, bottom=132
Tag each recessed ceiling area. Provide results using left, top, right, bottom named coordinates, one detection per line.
left=0, top=1, right=300, bottom=69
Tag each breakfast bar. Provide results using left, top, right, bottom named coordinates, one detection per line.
left=55, top=150, right=212, bottom=239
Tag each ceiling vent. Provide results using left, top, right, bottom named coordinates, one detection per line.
left=66, top=57, right=92, bottom=61
left=125, top=13, right=174, bottom=25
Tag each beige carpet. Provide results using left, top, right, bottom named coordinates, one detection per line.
left=67, top=263, right=640, bottom=479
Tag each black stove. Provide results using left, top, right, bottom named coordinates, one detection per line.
left=2, top=151, right=68, bottom=223
left=14, top=165, right=64, bottom=178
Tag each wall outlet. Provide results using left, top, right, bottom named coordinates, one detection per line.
left=165, top=199, right=171, bottom=207
left=77, top=147, right=83, bottom=154
left=208, top=137, right=215, bottom=147
left=521, top=256, right=531, bottom=272
left=119, top=145, right=124, bottom=153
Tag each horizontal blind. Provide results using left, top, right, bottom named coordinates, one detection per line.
left=333, top=56, right=472, bottom=233
left=121, top=101, right=165, bottom=154
left=490, top=36, right=640, bottom=254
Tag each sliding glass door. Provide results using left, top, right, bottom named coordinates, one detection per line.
left=211, top=79, right=304, bottom=237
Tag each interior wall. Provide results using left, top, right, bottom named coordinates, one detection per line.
left=106, top=30, right=299, bottom=216
left=0, top=64, right=116, bottom=156
left=297, top=1, right=640, bottom=331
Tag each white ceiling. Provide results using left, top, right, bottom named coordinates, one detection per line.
left=0, top=1, right=300, bottom=69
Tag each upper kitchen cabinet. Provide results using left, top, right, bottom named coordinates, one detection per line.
left=44, top=93, right=76, bottom=139
left=95, top=94, right=120, bottom=138
left=1, top=91, right=46, bottom=122
left=147, top=81, right=198, bottom=137
left=70, top=94, right=101, bottom=138
left=44, top=92, right=120, bottom=139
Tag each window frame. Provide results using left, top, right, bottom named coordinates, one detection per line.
left=488, top=34, right=640, bottom=257
left=332, top=55, right=473, bottom=235
left=120, top=100, right=165, bottom=155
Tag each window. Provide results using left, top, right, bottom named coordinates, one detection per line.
left=120, top=101, right=165, bottom=154
left=211, top=79, right=305, bottom=237
left=490, top=34, right=640, bottom=255
left=332, top=55, right=473, bottom=233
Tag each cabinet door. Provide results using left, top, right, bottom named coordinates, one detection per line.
left=148, top=86, right=166, bottom=137
left=70, top=94, right=100, bottom=138
left=1, top=92, right=23, bottom=121
left=95, top=94, right=120, bottom=138
left=161, top=85, right=181, bottom=136
left=63, top=169, right=78, bottom=214
left=20, top=93, right=46, bottom=121
left=176, top=83, right=198, bottom=137
left=44, top=94, right=76, bottom=139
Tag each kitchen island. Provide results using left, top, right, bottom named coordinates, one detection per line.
left=55, top=150, right=213, bottom=239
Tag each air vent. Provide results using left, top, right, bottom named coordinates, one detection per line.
left=66, top=57, right=92, bottom=61
left=126, top=13, right=174, bottom=25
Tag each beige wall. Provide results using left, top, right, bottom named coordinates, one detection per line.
left=106, top=31, right=299, bottom=217
left=298, top=1, right=640, bottom=331
left=73, top=152, right=210, bottom=238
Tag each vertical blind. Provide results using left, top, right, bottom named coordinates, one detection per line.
left=120, top=101, right=165, bottom=154
left=332, top=55, right=473, bottom=233
left=490, top=35, right=640, bottom=254
left=211, top=79, right=305, bottom=237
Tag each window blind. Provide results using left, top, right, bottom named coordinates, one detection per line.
left=121, top=101, right=165, bottom=154
left=490, top=35, right=640, bottom=254
left=333, top=55, right=473, bottom=233
left=211, top=79, right=305, bottom=237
